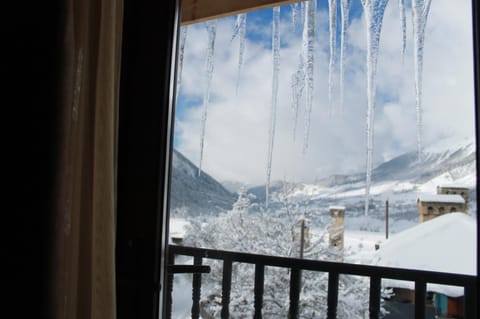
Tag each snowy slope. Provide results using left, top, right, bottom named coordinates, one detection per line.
left=170, top=149, right=236, bottom=216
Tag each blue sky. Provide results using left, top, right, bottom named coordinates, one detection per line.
left=174, top=2, right=365, bottom=123
left=174, top=0, right=475, bottom=185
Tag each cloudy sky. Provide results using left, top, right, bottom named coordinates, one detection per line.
left=174, top=0, right=475, bottom=186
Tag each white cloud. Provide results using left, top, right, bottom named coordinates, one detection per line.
left=174, top=0, right=475, bottom=185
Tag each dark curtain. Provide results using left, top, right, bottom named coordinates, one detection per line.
left=52, top=0, right=123, bottom=318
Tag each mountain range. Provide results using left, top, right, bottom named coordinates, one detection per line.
left=171, top=138, right=476, bottom=223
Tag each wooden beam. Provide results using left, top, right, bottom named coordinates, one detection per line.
left=181, top=0, right=304, bottom=25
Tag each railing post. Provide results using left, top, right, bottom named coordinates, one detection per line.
left=254, top=263, right=265, bottom=319
left=165, top=251, right=175, bottom=319
left=289, top=268, right=301, bottom=319
left=191, top=255, right=203, bottom=319
left=221, top=258, right=233, bottom=319
left=464, top=282, right=478, bottom=319
left=369, top=277, right=381, bottom=319
left=414, top=279, right=426, bottom=319
left=327, top=272, right=339, bottom=319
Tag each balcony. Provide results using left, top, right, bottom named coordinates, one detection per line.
left=166, top=244, right=477, bottom=319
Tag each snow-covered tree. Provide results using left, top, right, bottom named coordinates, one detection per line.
left=183, top=189, right=376, bottom=318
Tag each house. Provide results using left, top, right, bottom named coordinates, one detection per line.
left=437, top=184, right=470, bottom=209
left=417, top=194, right=466, bottom=223
left=373, top=213, right=476, bottom=318
left=9, top=0, right=479, bottom=318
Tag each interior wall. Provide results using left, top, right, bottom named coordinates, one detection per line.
left=3, top=1, right=64, bottom=318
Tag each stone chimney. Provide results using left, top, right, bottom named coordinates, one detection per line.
left=328, top=206, right=345, bottom=254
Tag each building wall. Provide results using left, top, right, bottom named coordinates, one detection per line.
left=418, top=201, right=466, bottom=223
left=446, top=296, right=464, bottom=318
left=434, top=294, right=464, bottom=318
left=436, top=186, right=469, bottom=209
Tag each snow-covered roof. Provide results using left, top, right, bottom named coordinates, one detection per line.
left=417, top=194, right=465, bottom=204
left=329, top=205, right=346, bottom=210
left=373, top=213, right=476, bottom=297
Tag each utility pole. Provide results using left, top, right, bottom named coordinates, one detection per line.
left=385, top=199, right=389, bottom=239
left=296, top=219, right=305, bottom=313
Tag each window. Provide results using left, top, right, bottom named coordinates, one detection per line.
left=167, top=0, right=478, bottom=318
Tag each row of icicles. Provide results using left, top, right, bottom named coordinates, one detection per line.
left=175, top=0, right=433, bottom=215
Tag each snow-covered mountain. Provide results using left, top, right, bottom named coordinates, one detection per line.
left=319, top=139, right=475, bottom=186
left=170, top=149, right=236, bottom=217
left=247, top=138, right=476, bottom=232
left=326, top=139, right=475, bottom=191
left=170, top=138, right=476, bottom=227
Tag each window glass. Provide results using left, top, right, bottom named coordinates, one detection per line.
left=168, top=1, right=476, bottom=317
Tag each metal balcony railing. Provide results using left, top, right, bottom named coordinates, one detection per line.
left=166, top=244, right=478, bottom=319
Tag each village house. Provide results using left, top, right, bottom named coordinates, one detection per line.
left=374, top=213, right=476, bottom=319
left=437, top=184, right=470, bottom=209
left=417, top=194, right=466, bottom=223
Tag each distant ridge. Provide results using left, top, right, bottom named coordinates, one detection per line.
left=315, top=140, right=476, bottom=187
left=247, top=139, right=476, bottom=204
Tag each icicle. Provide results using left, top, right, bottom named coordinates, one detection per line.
left=302, top=0, right=316, bottom=155
left=176, top=26, right=188, bottom=104
left=300, top=1, right=306, bottom=27
left=291, top=55, right=305, bottom=140
left=360, top=0, right=389, bottom=216
left=198, top=20, right=218, bottom=176
left=232, top=14, right=247, bottom=95
left=412, top=0, right=433, bottom=162
left=339, top=0, right=352, bottom=114
left=291, top=3, right=299, bottom=30
left=398, top=0, right=407, bottom=62
left=266, top=7, right=281, bottom=208
left=328, top=0, right=338, bottom=112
